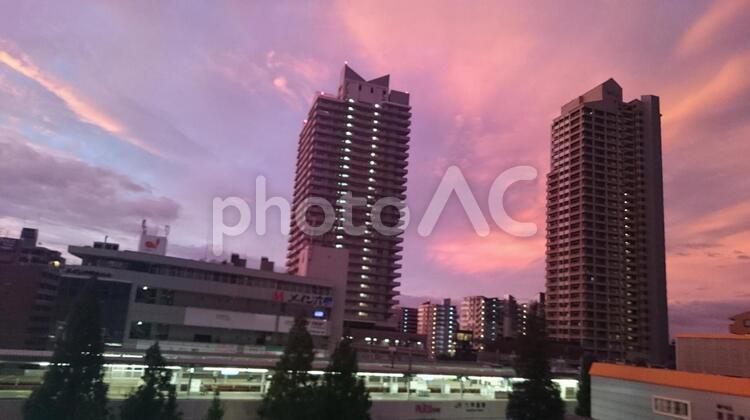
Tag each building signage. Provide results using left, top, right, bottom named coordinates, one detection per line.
left=271, top=290, right=333, bottom=307
left=415, top=404, right=441, bottom=414
left=138, top=233, right=167, bottom=255
left=453, top=401, right=487, bottom=413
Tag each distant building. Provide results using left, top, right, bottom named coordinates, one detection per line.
left=545, top=79, right=669, bottom=365
left=397, top=307, right=418, bottom=334
left=418, top=299, right=458, bottom=357
left=518, top=293, right=545, bottom=336
left=591, top=363, right=750, bottom=420
left=0, top=228, right=65, bottom=349
left=0, top=227, right=63, bottom=265
left=286, top=65, right=411, bottom=326
left=730, top=311, right=750, bottom=335
left=460, top=296, right=511, bottom=348
left=676, top=334, right=750, bottom=378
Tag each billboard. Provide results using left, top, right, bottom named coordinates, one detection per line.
left=138, top=233, right=167, bottom=255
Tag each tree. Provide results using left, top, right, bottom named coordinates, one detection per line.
left=315, top=338, right=371, bottom=420
left=575, top=354, right=596, bottom=417
left=24, top=285, right=109, bottom=420
left=506, top=312, right=565, bottom=420
left=120, top=342, right=182, bottom=420
left=204, top=390, right=225, bottom=420
left=258, top=315, right=316, bottom=420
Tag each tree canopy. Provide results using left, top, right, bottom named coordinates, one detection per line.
left=24, top=285, right=109, bottom=420
left=120, top=342, right=182, bottom=420
left=506, top=312, right=565, bottom=420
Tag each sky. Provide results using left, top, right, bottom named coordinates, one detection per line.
left=1, top=0, right=749, bottom=335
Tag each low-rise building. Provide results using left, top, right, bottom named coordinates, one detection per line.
left=676, top=334, right=750, bottom=378
left=591, top=363, right=750, bottom=420
left=63, top=240, right=348, bottom=355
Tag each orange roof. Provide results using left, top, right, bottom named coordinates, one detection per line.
left=590, top=363, right=750, bottom=399
left=676, top=333, right=750, bottom=340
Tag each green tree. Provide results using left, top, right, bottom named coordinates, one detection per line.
left=506, top=312, right=565, bottom=420
left=575, top=354, right=596, bottom=417
left=24, top=285, right=109, bottom=420
left=258, top=315, right=316, bottom=420
left=120, top=342, right=182, bottom=420
left=315, top=338, right=371, bottom=420
left=204, top=390, right=225, bottom=420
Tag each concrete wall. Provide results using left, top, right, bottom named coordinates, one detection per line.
left=592, top=376, right=750, bottom=420
left=0, top=398, right=578, bottom=420
left=676, top=336, right=750, bottom=377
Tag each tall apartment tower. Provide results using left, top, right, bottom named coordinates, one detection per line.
left=287, top=65, right=410, bottom=325
left=545, top=79, right=668, bottom=365
left=417, top=299, right=458, bottom=357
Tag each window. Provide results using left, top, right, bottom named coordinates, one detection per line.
left=652, top=396, right=690, bottom=419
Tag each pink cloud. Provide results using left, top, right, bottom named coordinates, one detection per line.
left=0, top=43, right=161, bottom=156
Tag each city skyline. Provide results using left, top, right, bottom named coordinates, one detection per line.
left=1, top=1, right=749, bottom=336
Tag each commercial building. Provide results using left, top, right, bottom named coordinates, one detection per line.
left=63, top=237, right=348, bottom=355
left=545, top=79, right=669, bottom=364
left=286, top=65, right=411, bottom=325
left=731, top=311, right=750, bottom=335
left=676, top=334, right=750, bottom=378
left=418, top=299, right=458, bottom=358
left=591, top=363, right=750, bottom=420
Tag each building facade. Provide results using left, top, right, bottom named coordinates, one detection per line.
left=730, top=311, right=750, bottom=335
left=0, top=228, right=65, bottom=350
left=418, top=299, right=458, bottom=357
left=591, top=363, right=750, bottom=420
left=460, top=296, right=504, bottom=349
left=286, top=65, right=411, bottom=325
left=62, top=241, right=348, bottom=354
left=676, top=334, right=750, bottom=378
left=545, top=79, right=669, bottom=364
left=397, top=307, right=418, bottom=334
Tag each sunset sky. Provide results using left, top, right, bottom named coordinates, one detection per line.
left=1, top=1, right=749, bottom=334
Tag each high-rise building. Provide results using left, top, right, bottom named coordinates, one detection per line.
left=518, top=293, right=545, bottom=336
left=417, top=299, right=458, bottom=357
left=397, top=307, right=418, bottom=334
left=459, top=296, right=502, bottom=349
left=545, top=79, right=669, bottom=365
left=287, top=65, right=411, bottom=325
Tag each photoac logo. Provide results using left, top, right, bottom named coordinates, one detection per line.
left=211, top=165, right=537, bottom=256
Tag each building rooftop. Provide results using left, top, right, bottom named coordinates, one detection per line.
left=590, top=363, right=750, bottom=398
left=68, top=245, right=334, bottom=288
